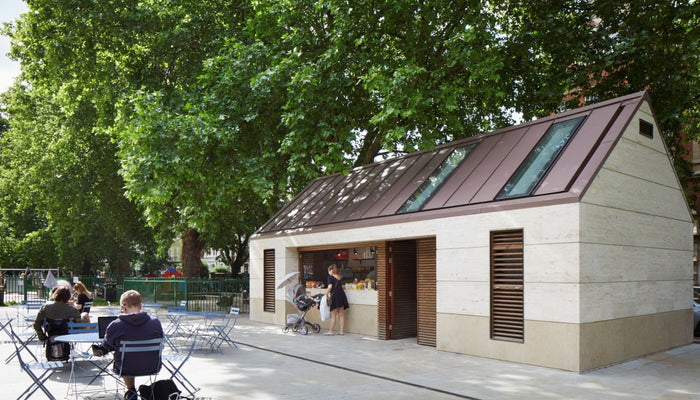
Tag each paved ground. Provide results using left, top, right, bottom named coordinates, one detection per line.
left=3, top=306, right=700, bottom=399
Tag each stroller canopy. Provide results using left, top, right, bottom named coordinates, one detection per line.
left=285, top=283, right=306, bottom=303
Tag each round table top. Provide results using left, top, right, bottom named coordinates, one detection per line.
left=53, top=332, right=100, bottom=343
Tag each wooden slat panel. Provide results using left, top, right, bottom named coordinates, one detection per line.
left=490, top=230, right=524, bottom=342
left=417, top=238, right=436, bottom=347
left=376, top=244, right=389, bottom=340
left=263, top=249, right=275, bottom=313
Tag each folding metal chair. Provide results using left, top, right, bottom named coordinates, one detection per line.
left=19, top=301, right=43, bottom=329
left=198, top=307, right=239, bottom=351
left=9, top=322, right=64, bottom=400
left=1, top=318, right=38, bottom=365
left=66, top=321, right=99, bottom=360
left=219, top=307, right=240, bottom=349
left=4, top=318, right=39, bottom=364
left=195, top=311, right=226, bottom=351
left=164, top=306, right=187, bottom=352
left=67, top=321, right=98, bottom=334
left=162, top=337, right=199, bottom=397
left=81, top=301, right=93, bottom=314
left=115, top=337, right=164, bottom=397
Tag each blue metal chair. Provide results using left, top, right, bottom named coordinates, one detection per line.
left=9, top=322, right=64, bottom=400
left=80, top=301, right=93, bottom=315
left=162, top=337, right=199, bottom=397
left=115, top=337, right=164, bottom=397
left=67, top=321, right=98, bottom=334
left=3, top=318, right=38, bottom=364
left=198, top=307, right=239, bottom=351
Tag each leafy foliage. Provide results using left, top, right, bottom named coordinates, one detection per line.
left=1, top=0, right=698, bottom=278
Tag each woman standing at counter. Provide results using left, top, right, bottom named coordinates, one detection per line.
left=324, top=264, right=349, bottom=336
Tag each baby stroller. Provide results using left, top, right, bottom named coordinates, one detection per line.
left=282, top=282, right=322, bottom=335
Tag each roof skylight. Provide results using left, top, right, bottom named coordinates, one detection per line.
left=496, top=116, right=586, bottom=200
left=398, top=143, right=478, bottom=213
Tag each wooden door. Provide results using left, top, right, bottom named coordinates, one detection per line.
left=391, top=240, right=417, bottom=339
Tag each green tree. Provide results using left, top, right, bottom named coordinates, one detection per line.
left=0, top=0, right=159, bottom=275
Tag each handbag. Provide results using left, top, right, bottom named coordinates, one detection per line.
left=320, top=294, right=331, bottom=321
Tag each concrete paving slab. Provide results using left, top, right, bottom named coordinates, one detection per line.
left=2, top=307, right=700, bottom=399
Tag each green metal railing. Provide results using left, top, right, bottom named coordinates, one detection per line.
left=123, top=278, right=249, bottom=312
left=0, top=274, right=249, bottom=312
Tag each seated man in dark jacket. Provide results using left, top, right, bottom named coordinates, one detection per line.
left=33, top=287, right=81, bottom=341
left=98, top=289, right=163, bottom=400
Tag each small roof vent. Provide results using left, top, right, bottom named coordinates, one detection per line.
left=639, top=119, right=654, bottom=139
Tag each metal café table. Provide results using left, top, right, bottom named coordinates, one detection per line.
left=164, top=310, right=207, bottom=351
left=54, top=332, right=111, bottom=400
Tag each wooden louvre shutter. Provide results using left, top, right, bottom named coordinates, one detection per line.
left=376, top=244, right=390, bottom=340
left=263, top=249, right=275, bottom=313
left=417, top=238, right=436, bottom=347
left=490, top=229, right=524, bottom=342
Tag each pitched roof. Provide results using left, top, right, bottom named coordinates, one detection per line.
left=257, top=91, right=651, bottom=236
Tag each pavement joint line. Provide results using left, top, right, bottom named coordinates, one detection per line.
left=235, top=341, right=482, bottom=400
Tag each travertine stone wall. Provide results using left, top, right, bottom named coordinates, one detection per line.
left=577, top=102, right=693, bottom=368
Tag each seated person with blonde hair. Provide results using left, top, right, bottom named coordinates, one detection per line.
left=93, top=290, right=163, bottom=400
left=73, top=281, right=93, bottom=322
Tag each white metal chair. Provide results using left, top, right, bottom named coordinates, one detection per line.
left=9, top=322, right=64, bottom=400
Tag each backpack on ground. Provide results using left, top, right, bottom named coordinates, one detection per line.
left=139, top=379, right=190, bottom=400
left=46, top=335, right=71, bottom=361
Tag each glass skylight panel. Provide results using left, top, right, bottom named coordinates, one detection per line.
left=497, top=116, right=585, bottom=200
left=398, top=143, right=478, bottom=213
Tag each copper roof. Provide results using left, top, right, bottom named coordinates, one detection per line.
left=257, top=91, right=651, bottom=236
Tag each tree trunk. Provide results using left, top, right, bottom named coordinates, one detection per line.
left=113, top=241, right=131, bottom=276
left=79, top=258, right=93, bottom=276
left=182, top=228, right=205, bottom=277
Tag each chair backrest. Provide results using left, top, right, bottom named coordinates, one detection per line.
left=179, top=300, right=187, bottom=308
left=81, top=301, right=93, bottom=314
left=23, top=300, right=43, bottom=311
left=44, top=318, right=69, bottom=336
left=67, top=321, right=98, bottom=334
left=203, top=311, right=227, bottom=327
left=229, top=307, right=240, bottom=326
left=167, top=306, right=186, bottom=313
left=118, top=338, right=164, bottom=378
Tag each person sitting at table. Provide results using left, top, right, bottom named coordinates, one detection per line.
left=33, top=287, right=81, bottom=342
left=73, top=281, right=93, bottom=322
left=93, top=289, right=164, bottom=400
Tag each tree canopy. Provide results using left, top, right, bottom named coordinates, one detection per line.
left=1, top=0, right=698, bottom=276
